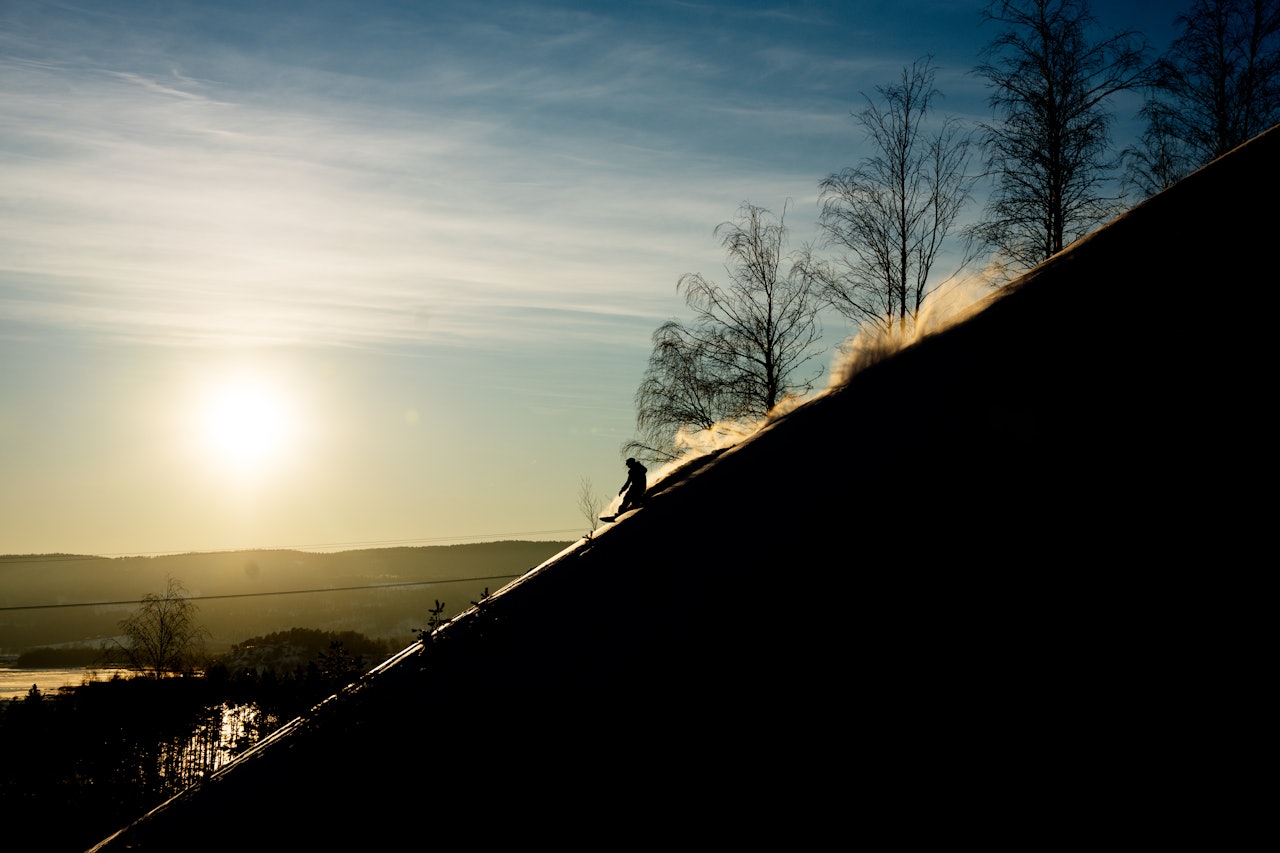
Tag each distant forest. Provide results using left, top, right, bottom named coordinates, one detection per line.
left=0, top=541, right=571, bottom=656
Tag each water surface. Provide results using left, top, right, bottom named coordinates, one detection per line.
left=0, top=664, right=129, bottom=700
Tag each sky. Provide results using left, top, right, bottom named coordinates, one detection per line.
left=0, top=0, right=1179, bottom=557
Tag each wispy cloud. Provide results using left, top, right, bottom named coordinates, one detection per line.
left=0, top=58, right=720, bottom=347
left=0, top=0, right=955, bottom=355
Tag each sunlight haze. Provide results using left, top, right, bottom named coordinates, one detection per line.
left=0, top=0, right=1176, bottom=555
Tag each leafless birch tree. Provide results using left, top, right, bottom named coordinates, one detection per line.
left=811, top=56, right=976, bottom=334
left=1126, top=0, right=1280, bottom=197
left=625, top=202, right=824, bottom=464
left=968, top=0, right=1151, bottom=279
left=114, top=576, right=208, bottom=678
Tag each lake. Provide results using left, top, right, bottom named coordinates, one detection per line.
left=0, top=664, right=131, bottom=700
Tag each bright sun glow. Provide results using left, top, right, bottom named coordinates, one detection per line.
left=198, top=379, right=295, bottom=472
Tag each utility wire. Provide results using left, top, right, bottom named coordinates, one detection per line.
left=0, top=574, right=526, bottom=613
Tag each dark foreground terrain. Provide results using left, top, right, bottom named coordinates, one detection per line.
left=88, top=125, right=1276, bottom=850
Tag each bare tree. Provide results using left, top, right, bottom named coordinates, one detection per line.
left=625, top=202, right=825, bottom=464
left=1123, top=105, right=1193, bottom=198
left=114, top=576, right=208, bottom=678
left=813, top=56, right=976, bottom=334
left=576, top=476, right=604, bottom=538
left=969, top=0, right=1151, bottom=279
left=626, top=320, right=742, bottom=462
left=1126, top=0, right=1280, bottom=197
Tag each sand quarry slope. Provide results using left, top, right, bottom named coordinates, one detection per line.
left=90, top=125, right=1277, bottom=850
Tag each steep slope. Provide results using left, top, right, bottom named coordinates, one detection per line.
left=90, top=124, right=1277, bottom=850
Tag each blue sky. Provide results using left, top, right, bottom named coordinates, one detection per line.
left=0, top=1, right=1178, bottom=556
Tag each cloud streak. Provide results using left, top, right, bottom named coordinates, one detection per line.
left=2, top=0, right=944, bottom=356
left=0, top=54, right=802, bottom=350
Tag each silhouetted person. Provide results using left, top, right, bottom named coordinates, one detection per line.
left=617, top=457, right=647, bottom=513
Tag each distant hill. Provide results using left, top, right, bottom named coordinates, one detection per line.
left=0, top=541, right=571, bottom=653
left=88, top=125, right=1277, bottom=851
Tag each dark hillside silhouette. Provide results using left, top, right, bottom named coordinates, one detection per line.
left=89, top=124, right=1277, bottom=850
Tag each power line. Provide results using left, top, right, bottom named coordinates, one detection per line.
left=0, top=574, right=524, bottom=613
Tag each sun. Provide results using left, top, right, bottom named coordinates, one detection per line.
left=198, top=378, right=294, bottom=471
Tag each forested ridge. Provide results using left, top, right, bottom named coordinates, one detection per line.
left=0, top=541, right=570, bottom=654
